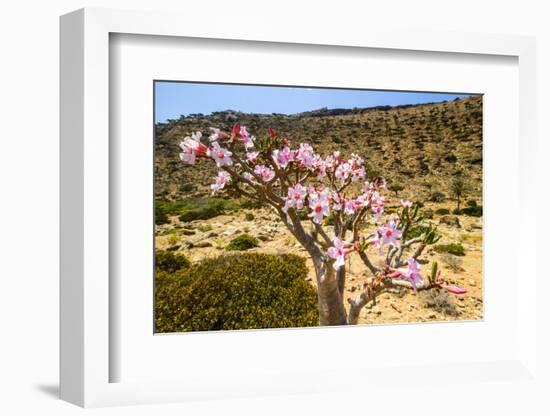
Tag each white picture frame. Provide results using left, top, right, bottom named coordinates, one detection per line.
left=60, top=7, right=538, bottom=408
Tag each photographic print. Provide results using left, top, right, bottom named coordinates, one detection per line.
left=154, top=82, right=483, bottom=333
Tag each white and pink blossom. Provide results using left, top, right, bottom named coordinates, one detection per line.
left=283, top=183, right=307, bottom=212
left=208, top=142, right=233, bottom=167
left=296, top=143, right=315, bottom=169
left=400, top=199, right=413, bottom=208
left=308, top=189, right=331, bottom=224
left=246, top=151, right=260, bottom=164
left=378, top=219, right=402, bottom=248
left=179, top=133, right=208, bottom=165
left=328, top=237, right=352, bottom=270
left=254, top=164, right=275, bottom=182
left=335, top=161, right=352, bottom=181
left=210, top=171, right=231, bottom=193
left=273, top=146, right=294, bottom=168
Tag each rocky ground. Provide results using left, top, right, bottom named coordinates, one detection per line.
left=156, top=200, right=483, bottom=326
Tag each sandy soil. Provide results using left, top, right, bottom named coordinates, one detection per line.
left=156, top=203, right=483, bottom=326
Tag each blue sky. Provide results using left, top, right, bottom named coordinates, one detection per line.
left=154, top=81, right=473, bottom=123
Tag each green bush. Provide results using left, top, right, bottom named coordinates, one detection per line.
left=155, top=253, right=319, bottom=332
left=461, top=205, right=483, bottom=217
left=226, top=234, right=259, bottom=251
left=245, top=212, right=255, bottom=221
left=407, top=225, right=430, bottom=239
left=433, top=243, right=465, bottom=256
left=466, top=199, right=478, bottom=207
left=452, top=208, right=462, bottom=215
left=155, top=250, right=191, bottom=273
left=435, top=208, right=450, bottom=215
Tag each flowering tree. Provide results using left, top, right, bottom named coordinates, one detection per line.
left=178, top=124, right=466, bottom=326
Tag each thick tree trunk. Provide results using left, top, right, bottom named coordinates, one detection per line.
left=313, top=258, right=348, bottom=326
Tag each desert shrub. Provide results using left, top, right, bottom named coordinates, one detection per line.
left=430, top=191, right=446, bottom=202
left=461, top=205, right=483, bottom=217
left=245, top=212, right=255, bottom=221
left=433, top=243, right=465, bottom=256
left=466, top=199, right=478, bottom=207
left=155, top=253, right=319, bottom=332
left=441, top=253, right=463, bottom=272
left=155, top=204, right=169, bottom=225
left=435, top=208, right=450, bottom=215
left=420, top=288, right=458, bottom=316
left=226, top=234, right=259, bottom=251
left=423, top=208, right=434, bottom=219
left=155, top=250, right=191, bottom=273
left=452, top=208, right=462, bottom=215
left=388, top=182, right=405, bottom=197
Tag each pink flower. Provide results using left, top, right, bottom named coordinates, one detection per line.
left=402, top=258, right=423, bottom=292
left=273, top=146, right=294, bottom=168
left=328, top=237, right=351, bottom=270
left=208, top=142, right=233, bottom=167
left=378, top=219, right=402, bottom=248
left=239, top=125, right=255, bottom=149
left=351, top=167, right=366, bottom=182
left=208, top=127, right=228, bottom=142
left=283, top=183, right=307, bottom=212
left=246, top=151, right=260, bottom=164
left=179, top=133, right=208, bottom=165
left=400, top=199, right=413, bottom=208
left=210, top=171, right=231, bottom=193
left=344, top=199, right=358, bottom=216
left=308, top=190, right=330, bottom=224
left=254, top=165, right=275, bottom=182
left=295, top=143, right=315, bottom=169
left=335, top=161, right=352, bottom=181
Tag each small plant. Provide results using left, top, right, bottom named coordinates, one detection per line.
left=197, top=224, right=213, bottom=232
left=466, top=199, right=477, bottom=207
left=226, top=233, right=259, bottom=251
left=388, top=182, right=405, bottom=197
left=167, top=233, right=180, bottom=246
left=430, top=191, right=446, bottom=202
left=450, top=177, right=467, bottom=211
left=434, top=243, right=465, bottom=256
left=441, top=253, right=463, bottom=272
left=435, top=208, right=450, bottom=215
left=420, top=288, right=458, bottom=316
left=155, top=250, right=191, bottom=273
left=245, top=212, right=255, bottom=221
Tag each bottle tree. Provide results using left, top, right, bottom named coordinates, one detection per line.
left=178, top=124, right=466, bottom=325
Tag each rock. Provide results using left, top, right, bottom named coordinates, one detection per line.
left=439, top=215, right=461, bottom=228
left=194, top=241, right=213, bottom=248
left=167, top=245, right=180, bottom=251
left=428, top=313, right=437, bottom=319
left=206, top=232, right=218, bottom=238
left=469, top=279, right=477, bottom=287
left=182, top=229, right=196, bottom=236
left=350, top=286, right=357, bottom=293
left=183, top=241, right=194, bottom=249
left=257, top=234, right=271, bottom=242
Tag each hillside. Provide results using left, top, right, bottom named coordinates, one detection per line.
left=155, top=95, right=482, bottom=201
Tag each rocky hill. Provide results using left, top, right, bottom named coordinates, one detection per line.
left=155, top=96, right=482, bottom=201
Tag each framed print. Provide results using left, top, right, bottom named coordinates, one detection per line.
left=60, top=8, right=539, bottom=408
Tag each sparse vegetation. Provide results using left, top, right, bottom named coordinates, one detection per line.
left=388, top=182, right=404, bottom=197
left=450, top=177, right=467, bottom=211
left=441, top=253, right=463, bottom=272
left=430, top=191, right=446, bottom=203
left=433, top=243, right=465, bottom=256
left=435, top=208, right=450, bottom=215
